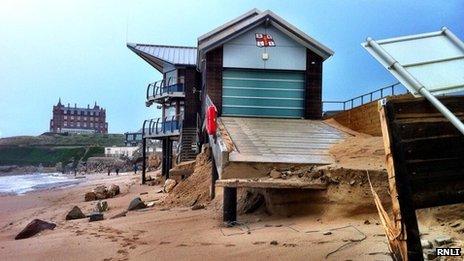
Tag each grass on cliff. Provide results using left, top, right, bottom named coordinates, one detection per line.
left=0, top=146, right=105, bottom=167
left=0, top=133, right=122, bottom=167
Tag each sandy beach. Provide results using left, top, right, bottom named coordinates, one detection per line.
left=0, top=168, right=462, bottom=261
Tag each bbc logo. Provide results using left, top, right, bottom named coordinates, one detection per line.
left=436, top=247, right=462, bottom=256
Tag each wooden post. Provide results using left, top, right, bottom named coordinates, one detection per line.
left=161, top=138, right=167, bottom=177
left=166, top=139, right=172, bottom=179
left=379, top=100, right=423, bottom=260
left=141, top=138, right=146, bottom=185
left=210, top=156, right=219, bottom=199
left=223, top=187, right=237, bottom=224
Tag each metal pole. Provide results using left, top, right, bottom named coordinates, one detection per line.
left=366, top=37, right=464, bottom=135
left=142, top=138, right=146, bottom=184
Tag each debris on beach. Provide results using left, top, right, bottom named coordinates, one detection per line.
left=65, top=206, right=86, bottom=220
left=88, top=212, right=104, bottom=222
left=108, top=184, right=120, bottom=197
left=127, top=197, right=146, bottom=211
left=163, top=179, right=177, bottom=193
left=84, top=184, right=120, bottom=202
left=95, top=200, right=108, bottom=212
left=15, top=219, right=56, bottom=240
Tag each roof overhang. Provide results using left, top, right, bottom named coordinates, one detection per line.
left=127, top=43, right=197, bottom=73
left=127, top=43, right=165, bottom=73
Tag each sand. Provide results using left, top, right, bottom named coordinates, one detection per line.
left=0, top=171, right=392, bottom=261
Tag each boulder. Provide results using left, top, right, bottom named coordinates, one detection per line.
left=66, top=206, right=86, bottom=220
left=15, top=219, right=56, bottom=240
left=84, top=192, right=96, bottom=202
left=269, top=169, right=281, bottom=179
left=421, top=239, right=433, bottom=249
left=93, top=185, right=108, bottom=200
left=108, top=184, right=120, bottom=197
left=95, top=201, right=108, bottom=212
left=163, top=179, right=177, bottom=193
left=434, top=236, right=452, bottom=246
left=127, top=197, right=146, bottom=211
left=89, top=212, right=104, bottom=222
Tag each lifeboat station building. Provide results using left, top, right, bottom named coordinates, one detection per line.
left=128, top=9, right=348, bottom=220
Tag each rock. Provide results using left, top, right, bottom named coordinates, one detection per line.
left=450, top=222, right=461, bottom=228
left=89, top=212, right=104, bottom=222
left=146, top=201, right=156, bottom=208
left=349, top=179, right=356, bottom=185
left=163, top=179, right=177, bottom=193
left=84, top=191, right=96, bottom=202
left=421, top=239, right=433, bottom=249
left=364, top=220, right=371, bottom=225
left=323, top=231, right=332, bottom=235
left=110, top=211, right=128, bottom=219
left=140, top=192, right=148, bottom=195
left=270, top=240, right=278, bottom=245
left=423, top=249, right=436, bottom=260
left=65, top=206, right=86, bottom=220
left=15, top=219, right=56, bottom=240
left=434, top=236, right=452, bottom=246
left=108, top=184, right=120, bottom=197
left=156, top=189, right=164, bottom=193
left=95, top=201, right=108, bottom=212
left=93, top=185, right=108, bottom=200
left=269, top=169, right=281, bottom=179
left=127, top=197, right=146, bottom=211
left=191, top=204, right=205, bottom=210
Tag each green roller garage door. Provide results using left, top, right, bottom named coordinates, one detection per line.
left=222, top=69, right=305, bottom=118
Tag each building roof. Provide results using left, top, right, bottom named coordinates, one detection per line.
left=197, top=9, right=334, bottom=65
left=127, top=43, right=197, bottom=72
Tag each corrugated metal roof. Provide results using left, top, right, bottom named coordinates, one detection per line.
left=197, top=9, right=334, bottom=63
left=127, top=43, right=197, bottom=71
left=363, top=27, right=464, bottom=97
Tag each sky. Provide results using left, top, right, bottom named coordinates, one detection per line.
left=0, top=0, right=463, bottom=137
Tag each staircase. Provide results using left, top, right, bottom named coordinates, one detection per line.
left=178, top=127, right=198, bottom=162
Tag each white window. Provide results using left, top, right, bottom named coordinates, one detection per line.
left=64, top=116, right=67, bottom=120
left=64, top=122, right=67, bottom=127
left=84, top=122, right=87, bottom=127
left=77, top=122, right=80, bottom=127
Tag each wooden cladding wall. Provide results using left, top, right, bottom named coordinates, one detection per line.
left=330, top=101, right=382, bottom=136
left=205, top=46, right=223, bottom=115
left=305, top=49, right=323, bottom=119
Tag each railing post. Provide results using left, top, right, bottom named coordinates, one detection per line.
left=142, top=138, right=146, bottom=184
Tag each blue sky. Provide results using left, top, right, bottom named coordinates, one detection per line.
left=0, top=0, right=462, bottom=137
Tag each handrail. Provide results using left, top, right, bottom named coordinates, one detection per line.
left=146, top=76, right=186, bottom=101
left=142, top=114, right=184, bottom=137
left=322, top=82, right=405, bottom=112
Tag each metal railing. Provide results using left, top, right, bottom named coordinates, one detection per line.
left=323, top=82, right=405, bottom=112
left=146, top=76, right=185, bottom=101
left=142, top=114, right=183, bottom=137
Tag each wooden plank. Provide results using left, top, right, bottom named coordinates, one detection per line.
left=378, top=102, right=408, bottom=259
left=391, top=97, right=464, bottom=116
left=400, top=135, right=464, bottom=160
left=384, top=100, right=424, bottom=260
left=216, top=178, right=327, bottom=189
left=393, top=120, right=462, bottom=140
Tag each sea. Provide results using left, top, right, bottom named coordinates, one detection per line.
left=0, top=173, right=81, bottom=195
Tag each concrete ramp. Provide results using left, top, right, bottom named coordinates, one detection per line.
left=221, top=117, right=347, bottom=165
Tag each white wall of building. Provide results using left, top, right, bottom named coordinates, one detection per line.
left=223, top=24, right=306, bottom=70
